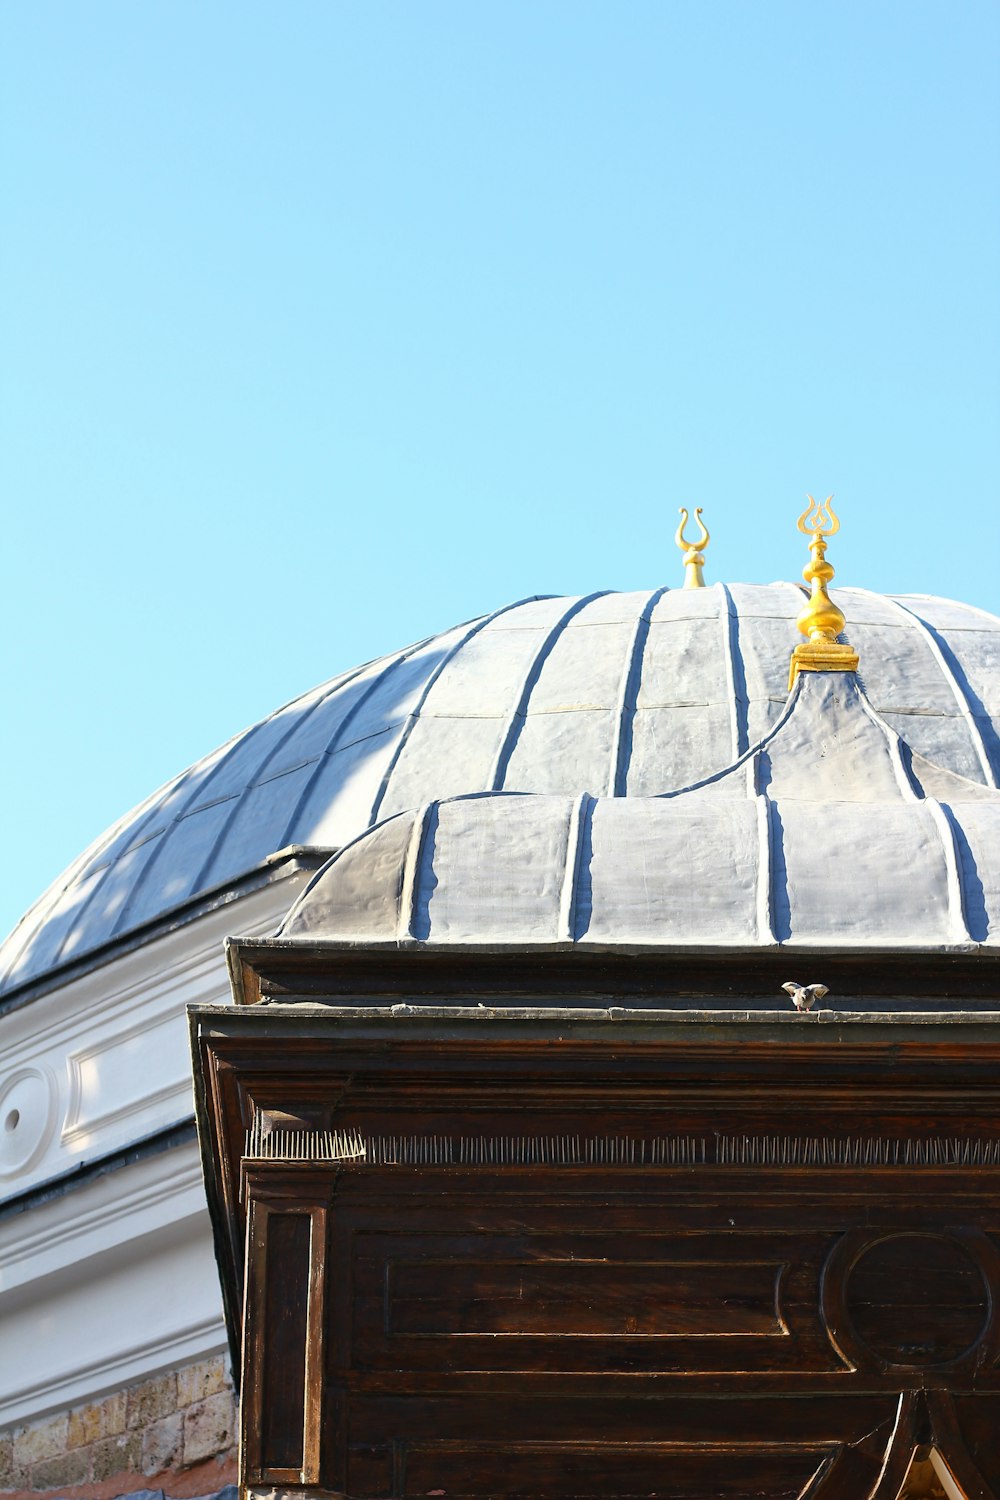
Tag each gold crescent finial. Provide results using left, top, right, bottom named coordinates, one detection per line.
left=675, top=506, right=710, bottom=588
left=788, top=493, right=859, bottom=688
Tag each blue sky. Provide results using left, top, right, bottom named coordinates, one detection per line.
left=2, top=1, right=999, bottom=941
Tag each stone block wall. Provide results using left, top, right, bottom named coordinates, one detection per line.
left=0, top=1356, right=237, bottom=1498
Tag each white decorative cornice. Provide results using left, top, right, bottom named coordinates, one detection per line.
left=0, top=872, right=310, bottom=1204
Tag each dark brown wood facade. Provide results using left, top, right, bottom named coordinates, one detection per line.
left=192, top=944, right=1000, bottom=1499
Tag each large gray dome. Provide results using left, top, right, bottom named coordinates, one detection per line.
left=2, top=583, right=999, bottom=994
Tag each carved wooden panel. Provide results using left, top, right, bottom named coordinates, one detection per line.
left=193, top=1007, right=1000, bottom=1498
left=333, top=1209, right=834, bottom=1377
left=237, top=1160, right=1000, bottom=1496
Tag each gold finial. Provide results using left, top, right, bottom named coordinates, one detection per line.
left=788, top=495, right=859, bottom=688
left=675, top=506, right=710, bottom=588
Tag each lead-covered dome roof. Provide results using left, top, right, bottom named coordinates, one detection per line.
left=3, top=583, right=999, bottom=993
left=281, top=672, right=1000, bottom=952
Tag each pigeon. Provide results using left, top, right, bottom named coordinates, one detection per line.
left=782, top=981, right=829, bottom=1013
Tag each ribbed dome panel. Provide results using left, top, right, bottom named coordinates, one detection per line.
left=2, top=584, right=998, bottom=993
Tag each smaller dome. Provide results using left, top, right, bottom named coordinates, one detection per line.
left=282, top=673, right=1000, bottom=952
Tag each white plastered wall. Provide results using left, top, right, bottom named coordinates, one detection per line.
left=0, top=873, right=310, bottom=1428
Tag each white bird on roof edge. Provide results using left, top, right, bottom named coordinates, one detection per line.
left=782, top=982, right=830, bottom=1013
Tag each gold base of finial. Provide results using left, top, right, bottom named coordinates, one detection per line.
left=788, top=640, right=859, bottom=690
left=681, top=553, right=705, bottom=588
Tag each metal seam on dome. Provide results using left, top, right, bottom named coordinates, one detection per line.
left=188, top=656, right=382, bottom=896
left=924, top=800, right=973, bottom=945
left=606, top=586, right=671, bottom=798
left=0, top=800, right=153, bottom=989
left=92, top=665, right=384, bottom=955
left=854, top=689, right=922, bottom=803
left=37, top=766, right=218, bottom=972
left=489, top=593, right=612, bottom=793
left=937, top=805, right=990, bottom=945
left=367, top=598, right=555, bottom=826
left=413, top=802, right=441, bottom=943
left=398, top=804, right=434, bottom=942
left=866, top=590, right=999, bottom=789
left=659, top=678, right=805, bottom=803
left=559, top=793, right=591, bottom=942
left=896, top=594, right=1000, bottom=627
left=766, top=795, right=791, bottom=943
left=0, top=733, right=220, bottom=988
left=101, top=711, right=300, bottom=944
left=277, top=628, right=479, bottom=850
left=114, top=656, right=371, bottom=874
left=88, top=657, right=386, bottom=953
left=573, top=794, right=597, bottom=941
left=718, top=582, right=750, bottom=761
left=754, top=792, right=775, bottom=945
